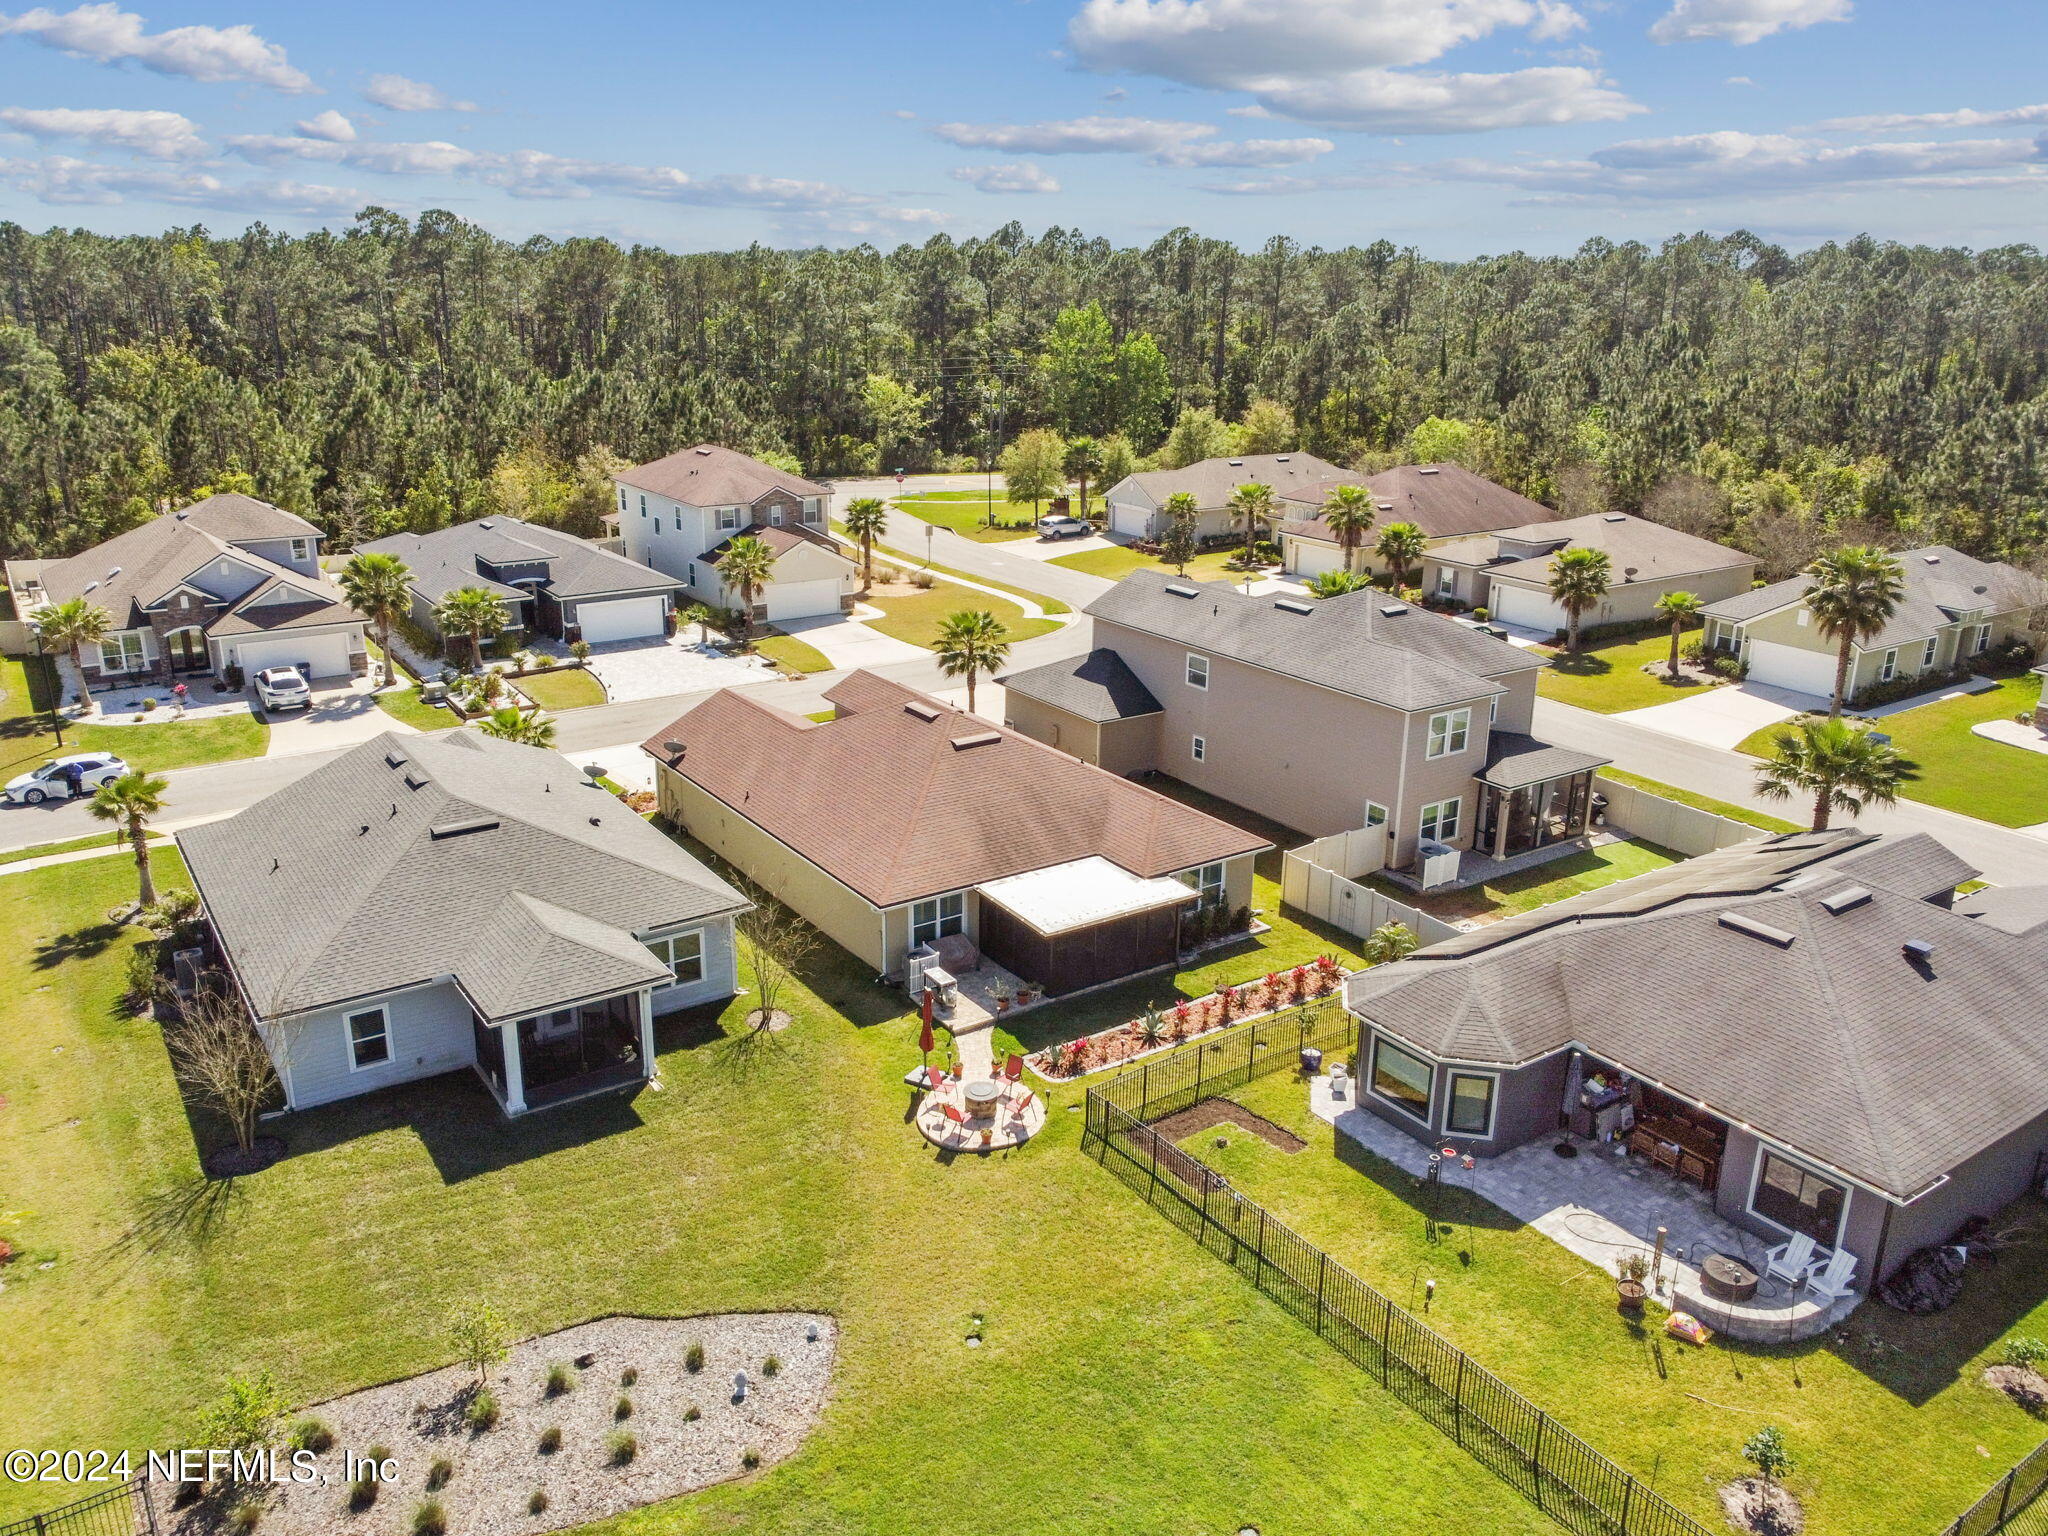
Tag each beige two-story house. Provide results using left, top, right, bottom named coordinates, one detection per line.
left=1702, top=546, right=2046, bottom=703
left=1002, top=570, right=1609, bottom=876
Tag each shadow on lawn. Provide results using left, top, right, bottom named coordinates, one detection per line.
left=102, top=1175, right=243, bottom=1268
left=32, top=918, right=129, bottom=970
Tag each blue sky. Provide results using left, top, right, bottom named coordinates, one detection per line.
left=0, top=0, right=2043, bottom=255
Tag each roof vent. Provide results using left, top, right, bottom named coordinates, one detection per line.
left=403, top=771, right=431, bottom=791
left=694, top=446, right=713, bottom=455
left=1275, top=455, right=1291, bottom=462
left=1227, top=458, right=1244, bottom=466
left=106, top=566, right=120, bottom=577
left=1273, top=598, right=1314, bottom=615
left=174, top=509, right=189, bottom=519
left=951, top=730, right=1002, bottom=750
left=903, top=701, right=941, bottom=722
left=1164, top=582, right=1200, bottom=599
left=82, top=581, right=97, bottom=593
left=589, top=815, right=602, bottom=826
left=1376, top=502, right=1394, bottom=511
left=1380, top=602, right=1409, bottom=617
left=1417, top=467, right=1440, bottom=475
left=1718, top=911, right=1796, bottom=948
left=1922, top=554, right=1941, bottom=564
left=478, top=519, right=494, bottom=529
left=429, top=816, right=499, bottom=840
left=1820, top=885, right=1873, bottom=915
left=1904, top=939, right=1935, bottom=965
left=1604, top=513, right=1628, bottom=522
left=384, top=750, right=408, bottom=769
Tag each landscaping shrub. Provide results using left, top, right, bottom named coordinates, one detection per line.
left=230, top=1498, right=262, bottom=1533
left=544, top=1361, right=575, bottom=1396
left=1853, top=664, right=1967, bottom=708
left=909, top=569, right=935, bottom=589
left=571, top=640, right=591, bottom=663
left=685, top=1342, right=705, bottom=1373
left=1973, top=638, right=2038, bottom=676
left=614, top=1393, right=633, bottom=1421
left=464, top=1388, right=499, bottom=1431
left=620, top=1366, right=638, bottom=1387
left=2006, top=1337, right=2048, bottom=1370
left=742, top=1446, right=762, bottom=1470
left=287, top=1417, right=331, bottom=1454
left=538, top=1425, right=561, bottom=1454
left=762, top=1355, right=781, bottom=1377
left=528, top=1489, right=549, bottom=1516
left=425, top=1458, right=451, bottom=1492
left=607, top=1430, right=638, bottom=1465
left=683, top=1405, right=702, bottom=1423
left=411, top=1497, right=447, bottom=1536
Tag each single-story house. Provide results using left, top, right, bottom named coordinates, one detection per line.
left=1702, top=545, right=2046, bottom=703
left=1274, top=463, right=1557, bottom=581
left=361, top=516, right=685, bottom=647
left=1344, top=827, right=2048, bottom=1284
left=1420, top=512, right=1756, bottom=632
left=3, top=494, right=367, bottom=686
left=643, top=670, right=1270, bottom=991
left=1103, top=451, right=1346, bottom=543
left=177, top=729, right=748, bottom=1116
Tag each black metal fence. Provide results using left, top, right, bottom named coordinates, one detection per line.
left=1947, top=1438, right=2048, bottom=1536
left=0, top=1479, right=155, bottom=1536
left=1083, top=1007, right=1719, bottom=1536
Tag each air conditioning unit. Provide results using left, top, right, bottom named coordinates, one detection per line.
left=1417, top=839, right=1462, bottom=891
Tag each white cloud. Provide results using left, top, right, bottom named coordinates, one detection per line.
left=0, top=153, right=356, bottom=212
left=930, top=114, right=1213, bottom=154
left=950, top=162, right=1063, bottom=193
left=294, top=109, right=356, bottom=142
left=0, top=3, right=314, bottom=92
left=1246, top=65, right=1641, bottom=133
left=1226, top=103, right=1273, bottom=117
left=0, top=104, right=204, bottom=158
left=1152, top=135, right=1334, bottom=165
left=1816, top=102, right=2048, bottom=132
left=229, top=133, right=482, bottom=177
left=1725, top=75, right=1757, bottom=87
left=361, top=72, right=474, bottom=112
left=1648, top=0, right=1849, bottom=46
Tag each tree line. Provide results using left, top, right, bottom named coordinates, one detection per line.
left=2, top=210, right=2044, bottom=577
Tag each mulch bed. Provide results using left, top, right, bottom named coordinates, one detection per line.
left=1985, top=1363, right=2048, bottom=1412
left=1152, top=1098, right=1304, bottom=1153
left=202, top=1136, right=285, bottom=1179
left=1719, top=1478, right=1804, bottom=1535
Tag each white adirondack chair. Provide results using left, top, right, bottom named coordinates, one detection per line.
left=1804, top=1247, right=1859, bottom=1301
left=1762, top=1232, right=1818, bottom=1286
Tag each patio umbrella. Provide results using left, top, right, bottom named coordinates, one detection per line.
left=919, top=998, right=935, bottom=1083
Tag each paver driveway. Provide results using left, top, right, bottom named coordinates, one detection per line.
left=577, top=634, right=778, bottom=703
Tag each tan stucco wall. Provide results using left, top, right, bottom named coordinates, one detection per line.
left=1002, top=693, right=1103, bottom=764
left=1482, top=562, right=1755, bottom=628
left=1737, top=601, right=2038, bottom=697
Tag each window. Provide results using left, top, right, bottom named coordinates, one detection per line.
left=1420, top=796, right=1461, bottom=843
left=1796, top=608, right=1810, bottom=627
left=1923, top=637, right=1938, bottom=669
left=1436, top=568, right=1456, bottom=596
left=290, top=537, right=312, bottom=562
left=1186, top=653, right=1209, bottom=690
left=911, top=892, right=965, bottom=948
left=801, top=500, right=821, bottom=525
left=647, top=929, right=705, bottom=986
left=1191, top=734, right=1206, bottom=763
left=1370, top=1036, right=1434, bottom=1122
left=1363, top=801, right=1388, bottom=829
left=97, top=632, right=145, bottom=673
left=346, top=1007, right=391, bottom=1070
left=1488, top=696, right=1498, bottom=724
left=1879, top=649, right=1897, bottom=683
left=1426, top=708, right=1471, bottom=759
left=686, top=562, right=697, bottom=587
left=639, top=494, right=647, bottom=516
left=1974, top=625, right=1992, bottom=656
left=1178, top=861, right=1226, bottom=909
left=1446, top=1072, right=1497, bottom=1136
left=769, top=507, right=784, bottom=526
left=619, top=487, right=628, bottom=512
left=718, top=507, right=742, bottom=531
left=1750, top=1151, right=1846, bottom=1247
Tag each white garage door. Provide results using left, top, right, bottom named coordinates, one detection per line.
left=1745, top=640, right=1839, bottom=699
left=229, top=629, right=354, bottom=680
left=1107, top=499, right=1153, bottom=539
left=1285, top=538, right=1343, bottom=578
left=1490, top=584, right=1566, bottom=633
left=575, top=595, right=667, bottom=644
left=763, top=578, right=843, bottom=622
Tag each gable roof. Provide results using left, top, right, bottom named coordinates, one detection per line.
left=177, top=730, right=746, bottom=1021
left=1428, top=512, right=1752, bottom=587
left=1084, top=568, right=1540, bottom=713
left=617, top=444, right=826, bottom=507
left=362, top=517, right=681, bottom=605
left=1279, top=463, right=1557, bottom=543
left=169, top=492, right=320, bottom=542
left=641, top=671, right=1267, bottom=909
left=1702, top=545, right=2048, bottom=646
left=1113, top=452, right=1346, bottom=510
left=1344, top=830, right=2039, bottom=1201
left=701, top=522, right=850, bottom=566
left=999, top=648, right=1163, bottom=722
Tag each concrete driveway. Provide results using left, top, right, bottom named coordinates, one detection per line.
left=1612, top=680, right=1822, bottom=750
left=580, top=633, right=777, bottom=703
left=1002, top=531, right=1116, bottom=562
left=261, top=677, right=412, bottom=757
left=776, top=609, right=929, bottom=669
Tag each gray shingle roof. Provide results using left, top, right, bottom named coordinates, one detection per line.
left=178, top=731, right=746, bottom=1020
left=617, top=444, right=827, bottom=506
left=1478, top=731, right=1610, bottom=790
left=362, top=518, right=680, bottom=605
left=1000, top=648, right=1162, bottom=722
left=1083, top=569, right=1540, bottom=713
left=1112, top=452, right=1347, bottom=511
left=1429, top=512, right=1752, bottom=586
left=1702, top=545, right=2048, bottom=647
left=1955, top=885, right=2048, bottom=936
left=1278, top=463, right=1557, bottom=542
left=1343, top=830, right=2042, bottom=1200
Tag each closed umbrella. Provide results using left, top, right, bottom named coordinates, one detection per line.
left=919, top=1001, right=936, bottom=1085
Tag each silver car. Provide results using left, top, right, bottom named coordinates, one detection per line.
left=254, top=666, right=312, bottom=711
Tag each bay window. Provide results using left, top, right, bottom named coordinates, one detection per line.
left=1370, top=1036, right=1434, bottom=1123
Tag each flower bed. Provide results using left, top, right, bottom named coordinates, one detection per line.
left=1029, top=956, right=1345, bottom=1080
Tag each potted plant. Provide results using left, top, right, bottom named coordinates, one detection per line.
left=1616, top=1250, right=1651, bottom=1313
left=990, top=977, right=1013, bottom=1014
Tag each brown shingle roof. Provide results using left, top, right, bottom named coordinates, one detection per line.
left=701, top=523, right=847, bottom=565
left=1430, top=512, right=1752, bottom=586
left=617, top=444, right=826, bottom=507
left=1279, top=463, right=1557, bottom=541
left=642, top=671, right=1269, bottom=908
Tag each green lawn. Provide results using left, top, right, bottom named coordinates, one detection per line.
left=1, top=655, right=268, bottom=778
left=1533, top=632, right=1710, bottom=713
left=0, top=849, right=1557, bottom=1536
left=1048, top=544, right=1248, bottom=583
left=374, top=686, right=461, bottom=732
left=752, top=631, right=833, bottom=677
left=0, top=828, right=160, bottom=866
left=1191, top=1070, right=2048, bottom=1535
left=1365, top=838, right=1680, bottom=924
left=863, top=581, right=1062, bottom=650
left=1735, top=675, right=2048, bottom=828
left=1595, top=768, right=1801, bottom=835
left=514, top=666, right=608, bottom=711
left=892, top=489, right=1037, bottom=542
left=835, top=528, right=1073, bottom=616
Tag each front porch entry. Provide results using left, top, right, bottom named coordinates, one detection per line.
left=471, top=988, right=655, bottom=1114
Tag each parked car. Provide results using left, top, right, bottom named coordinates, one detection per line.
left=1037, top=515, right=1091, bottom=540
left=254, top=666, right=312, bottom=711
left=1, top=753, right=131, bottom=806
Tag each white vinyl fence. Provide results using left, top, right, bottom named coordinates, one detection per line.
left=1594, top=775, right=1771, bottom=856
left=1280, top=828, right=1462, bottom=950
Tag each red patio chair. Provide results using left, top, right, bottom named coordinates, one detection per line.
left=1003, top=1053, right=1025, bottom=1082
left=1012, top=1089, right=1035, bottom=1114
left=942, top=1104, right=970, bottom=1129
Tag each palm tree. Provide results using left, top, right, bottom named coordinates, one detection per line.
left=1374, top=521, right=1427, bottom=591
left=338, top=551, right=413, bottom=686
left=1548, top=546, right=1612, bottom=653
left=1160, top=490, right=1200, bottom=573
left=476, top=705, right=556, bottom=748
left=1062, top=436, right=1103, bottom=519
left=1318, top=483, right=1377, bottom=573
left=1805, top=546, right=1907, bottom=716
left=717, top=535, right=778, bottom=642
left=933, top=609, right=1012, bottom=717
left=1306, top=569, right=1373, bottom=598
left=29, top=596, right=110, bottom=746
left=841, top=497, right=888, bottom=585
left=1655, top=590, right=1703, bottom=680
left=91, top=770, right=169, bottom=910
left=434, top=586, right=509, bottom=672
left=1226, top=481, right=1276, bottom=567
left=1754, top=716, right=1915, bottom=831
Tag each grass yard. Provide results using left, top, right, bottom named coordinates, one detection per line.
left=892, top=489, right=1037, bottom=542
left=1190, top=1071, right=2048, bottom=1534
left=514, top=666, right=609, bottom=711
left=752, top=630, right=833, bottom=677
left=1735, top=675, right=2048, bottom=829
left=1533, top=632, right=1710, bottom=713
left=1365, top=838, right=1680, bottom=924
left=1, top=654, right=268, bottom=779
left=1595, top=767, right=1801, bottom=835
left=373, top=686, right=460, bottom=732
left=1048, top=544, right=1249, bottom=583
left=0, top=849, right=1560, bottom=1536
left=837, top=527, right=1074, bottom=616
left=862, top=581, right=1061, bottom=650
left=0, top=828, right=160, bottom=866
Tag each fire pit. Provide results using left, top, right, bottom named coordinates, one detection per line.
left=962, top=1080, right=1005, bottom=1119
left=1699, top=1251, right=1760, bottom=1303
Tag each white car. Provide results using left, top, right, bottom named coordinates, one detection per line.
left=1037, top=515, right=1092, bottom=540
left=254, top=666, right=312, bottom=711
left=1, top=753, right=130, bottom=806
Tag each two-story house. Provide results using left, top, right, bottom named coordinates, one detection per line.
left=611, top=445, right=857, bottom=624
left=1103, top=452, right=1346, bottom=543
left=2, top=493, right=367, bottom=687
left=1702, top=545, right=2046, bottom=703
left=1001, top=570, right=1609, bottom=876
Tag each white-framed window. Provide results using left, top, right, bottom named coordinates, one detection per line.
left=769, top=507, right=784, bottom=526
left=1370, top=1035, right=1434, bottom=1124
left=1748, top=1149, right=1848, bottom=1248
left=1191, top=734, right=1206, bottom=763
left=639, top=494, right=647, bottom=516
left=97, top=632, right=146, bottom=673
left=1488, top=696, right=1498, bottom=724
left=1880, top=648, right=1897, bottom=683
left=718, top=507, right=742, bottom=531
left=686, top=562, right=697, bottom=587
left=1436, top=568, right=1456, bottom=596
left=1796, top=608, right=1810, bottom=627
left=1974, top=625, right=1992, bottom=655
left=801, top=499, right=822, bottom=525
left=1426, top=708, right=1471, bottom=759
left=1923, top=637, right=1938, bottom=668
left=1177, top=860, right=1227, bottom=909
left=1420, top=796, right=1461, bottom=843
left=647, top=929, right=705, bottom=986
left=1364, top=801, right=1388, bottom=829
left=1445, top=1071, right=1498, bottom=1137
left=289, top=537, right=313, bottom=562
left=619, top=487, right=628, bottom=512
left=346, top=1007, right=391, bottom=1070
left=911, top=892, right=965, bottom=948
left=1186, top=652, right=1209, bottom=690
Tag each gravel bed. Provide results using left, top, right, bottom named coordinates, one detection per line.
left=171, top=1313, right=835, bottom=1536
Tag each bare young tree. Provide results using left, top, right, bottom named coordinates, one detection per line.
left=164, top=975, right=286, bottom=1154
left=1641, top=472, right=1731, bottom=541
left=733, top=878, right=820, bottom=1031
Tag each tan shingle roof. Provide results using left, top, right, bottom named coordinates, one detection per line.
left=1114, top=452, right=1347, bottom=510
left=1280, top=463, right=1557, bottom=541
left=617, top=445, right=826, bottom=507
left=1431, top=512, right=1752, bottom=586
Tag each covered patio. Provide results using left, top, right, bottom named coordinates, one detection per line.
left=1471, top=733, right=1612, bottom=863
left=973, top=856, right=1197, bottom=997
left=471, top=988, right=657, bottom=1115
